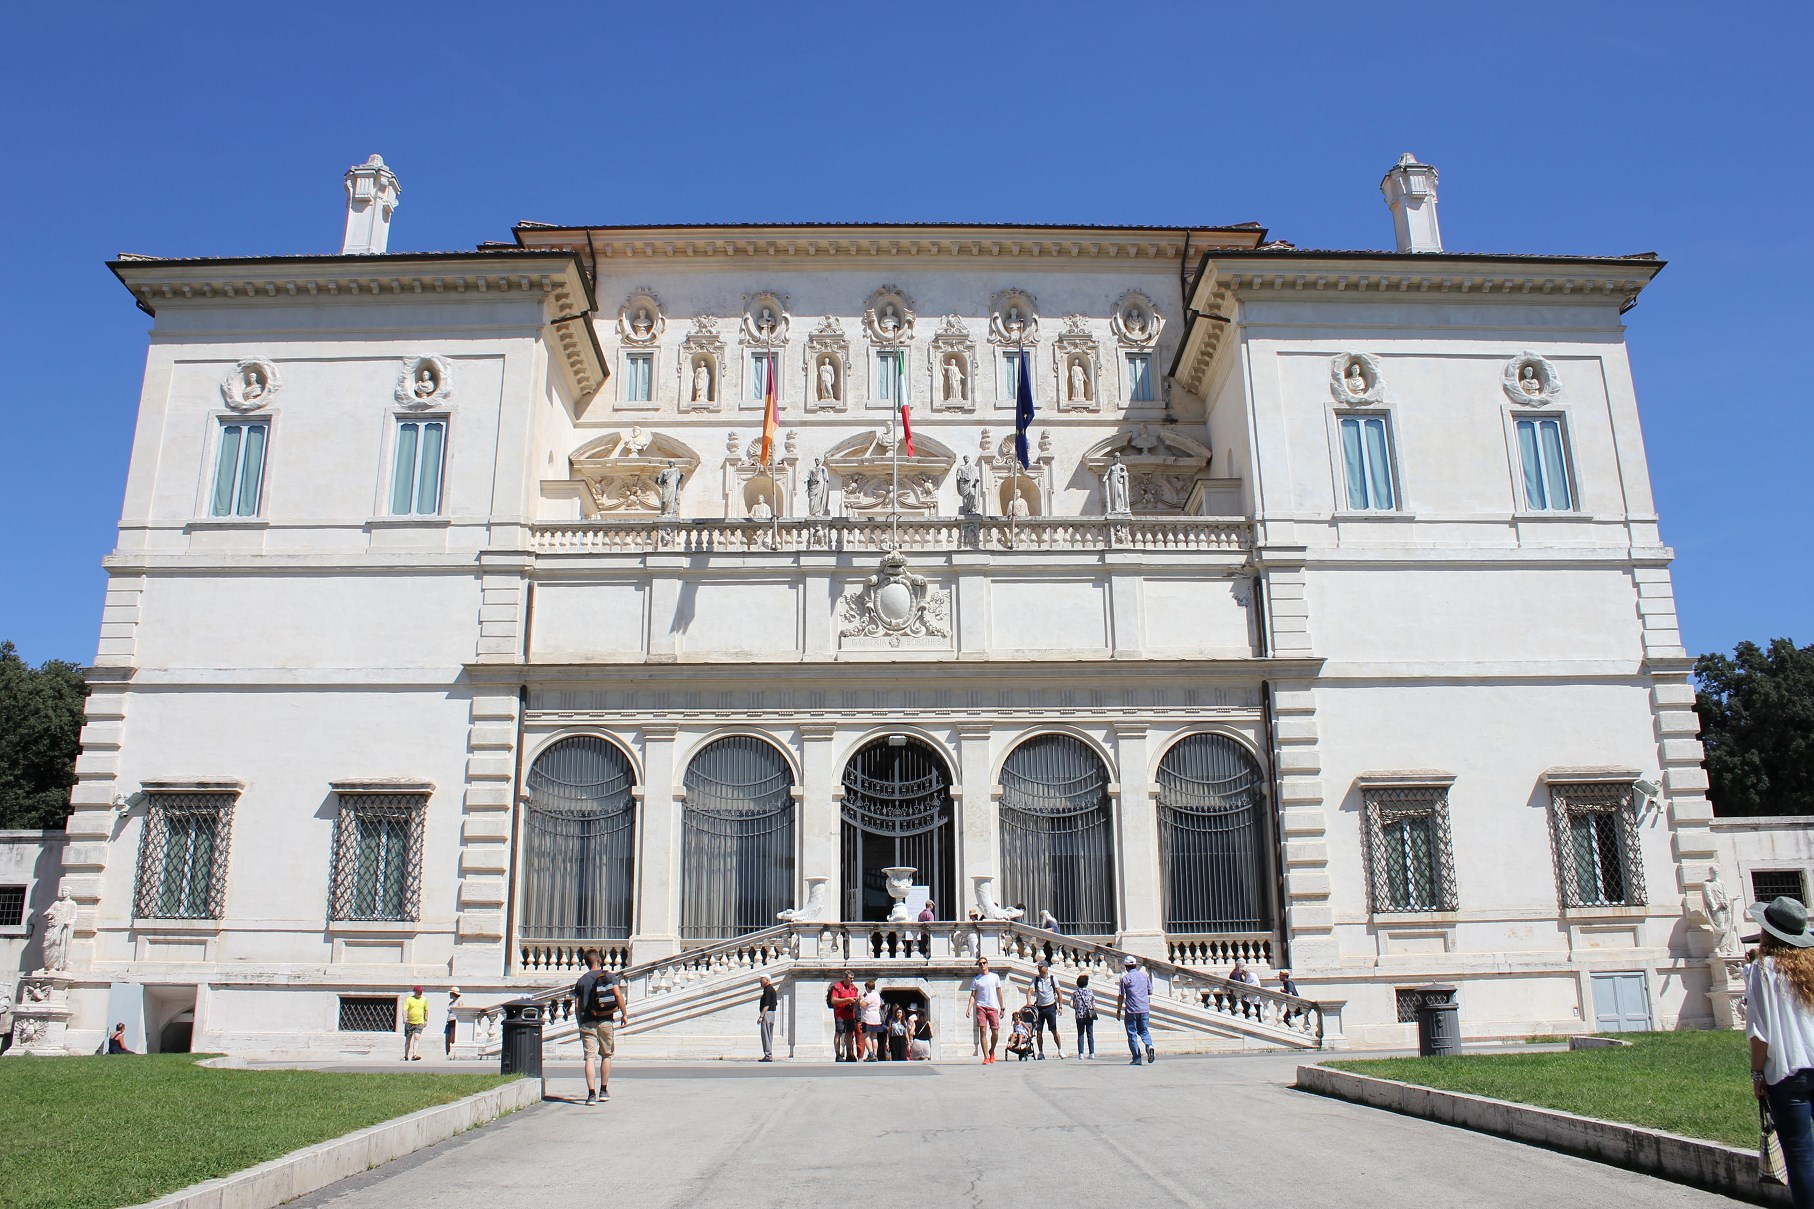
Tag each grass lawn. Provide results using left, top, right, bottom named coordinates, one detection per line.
left=0, top=1055, right=514, bottom=1209
left=1324, top=1030, right=1754, bottom=1148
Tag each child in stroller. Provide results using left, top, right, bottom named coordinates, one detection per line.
left=1006, top=1008, right=1036, bottom=1061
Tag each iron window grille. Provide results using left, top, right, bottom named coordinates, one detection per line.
left=133, top=792, right=236, bottom=920
left=0, top=885, right=25, bottom=927
left=329, top=793, right=427, bottom=922
left=1550, top=782, right=1646, bottom=908
left=1363, top=784, right=1459, bottom=914
left=1752, top=870, right=1808, bottom=905
left=337, top=996, right=399, bottom=1032
left=1155, top=734, right=1273, bottom=934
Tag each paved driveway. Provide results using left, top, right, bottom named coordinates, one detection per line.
left=292, top=1054, right=1741, bottom=1207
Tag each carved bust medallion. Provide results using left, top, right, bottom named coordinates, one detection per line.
left=396, top=355, right=453, bottom=408
left=1503, top=352, right=1561, bottom=405
left=1330, top=352, right=1385, bottom=405
left=221, top=357, right=280, bottom=410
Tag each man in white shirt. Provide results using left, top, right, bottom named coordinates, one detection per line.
left=860, top=979, right=885, bottom=1062
left=966, top=956, right=1008, bottom=1064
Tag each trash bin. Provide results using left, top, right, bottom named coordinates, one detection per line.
left=1413, top=985, right=1460, bottom=1057
left=500, top=999, right=544, bottom=1077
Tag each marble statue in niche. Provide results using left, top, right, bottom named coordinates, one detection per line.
left=1068, top=358, right=1092, bottom=404
left=1008, top=486, right=1030, bottom=517
left=241, top=367, right=267, bottom=401
left=878, top=303, right=903, bottom=335
left=413, top=364, right=439, bottom=400
left=749, top=494, right=773, bottom=521
left=1102, top=455, right=1131, bottom=515
left=692, top=359, right=714, bottom=403
left=943, top=355, right=967, bottom=403
left=1519, top=364, right=1542, bottom=396
left=656, top=461, right=685, bottom=516
left=630, top=307, right=654, bottom=339
left=806, top=458, right=830, bottom=516
left=1345, top=360, right=1369, bottom=396
left=955, top=456, right=982, bottom=515
left=817, top=357, right=839, bottom=402
left=1125, top=306, right=1148, bottom=339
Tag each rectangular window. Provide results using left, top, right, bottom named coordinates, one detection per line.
left=337, top=996, right=400, bottom=1032
left=1126, top=353, right=1154, bottom=403
left=624, top=353, right=653, bottom=402
left=1752, top=870, right=1807, bottom=905
left=0, top=885, right=25, bottom=927
left=1551, top=782, right=1646, bottom=908
left=1338, top=414, right=1396, bottom=511
left=748, top=353, right=776, bottom=403
left=1515, top=416, right=1573, bottom=511
left=876, top=350, right=904, bottom=404
left=1363, top=783, right=1457, bottom=912
left=390, top=419, right=446, bottom=515
left=329, top=793, right=426, bottom=922
left=1000, top=350, right=1028, bottom=398
left=210, top=420, right=268, bottom=517
left=133, top=792, right=235, bottom=920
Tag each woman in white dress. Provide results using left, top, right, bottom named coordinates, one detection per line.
left=1746, top=895, right=1814, bottom=1207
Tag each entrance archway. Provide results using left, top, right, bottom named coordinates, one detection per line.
left=839, top=737, right=955, bottom=922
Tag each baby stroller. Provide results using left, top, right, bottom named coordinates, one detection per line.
left=1006, top=1010, right=1035, bottom=1061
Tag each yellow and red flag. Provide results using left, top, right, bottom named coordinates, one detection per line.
left=758, top=352, right=780, bottom=465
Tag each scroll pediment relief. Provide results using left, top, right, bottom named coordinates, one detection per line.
left=823, top=428, right=956, bottom=515
left=569, top=429, right=702, bottom=516
left=1082, top=425, right=1212, bottom=515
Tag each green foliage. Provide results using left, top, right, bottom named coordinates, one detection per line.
left=0, top=640, right=88, bottom=830
left=0, top=1054, right=515, bottom=1209
left=1696, top=638, right=1814, bottom=816
left=1325, top=1030, right=1752, bottom=1146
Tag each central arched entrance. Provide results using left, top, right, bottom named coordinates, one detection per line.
left=840, top=737, right=955, bottom=921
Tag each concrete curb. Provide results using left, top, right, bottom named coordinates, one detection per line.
left=1296, top=1064, right=1788, bottom=1208
left=127, top=1076, right=543, bottom=1209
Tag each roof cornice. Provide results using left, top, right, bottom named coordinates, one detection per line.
left=1171, top=250, right=1666, bottom=398
left=108, top=250, right=607, bottom=404
left=514, top=222, right=1269, bottom=267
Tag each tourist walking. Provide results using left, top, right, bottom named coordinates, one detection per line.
left=1277, top=969, right=1300, bottom=1025
left=1027, top=960, right=1066, bottom=1059
left=575, top=950, right=626, bottom=1104
left=1229, top=960, right=1263, bottom=1019
left=757, top=974, right=778, bottom=1062
left=444, top=987, right=461, bottom=1056
left=403, top=986, right=428, bottom=1061
left=888, top=1006, right=909, bottom=1061
left=829, top=971, right=861, bottom=1062
left=910, top=1010, right=933, bottom=1060
left=1746, top=896, right=1814, bottom=1207
left=861, top=979, right=885, bottom=1061
left=1072, top=974, right=1097, bottom=1059
left=1119, top=955, right=1155, bottom=1066
left=967, top=955, right=1007, bottom=1063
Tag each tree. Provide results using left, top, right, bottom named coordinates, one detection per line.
left=0, top=641, right=88, bottom=830
left=1695, top=638, right=1814, bottom=817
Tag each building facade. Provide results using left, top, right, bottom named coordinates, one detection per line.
left=39, top=154, right=1721, bottom=1057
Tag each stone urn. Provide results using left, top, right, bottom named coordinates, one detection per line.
left=884, top=867, right=917, bottom=922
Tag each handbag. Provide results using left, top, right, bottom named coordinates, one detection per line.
left=1761, top=1100, right=1788, bottom=1185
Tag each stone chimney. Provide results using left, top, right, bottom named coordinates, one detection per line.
left=1380, top=152, right=1441, bottom=253
left=340, top=154, right=401, bottom=255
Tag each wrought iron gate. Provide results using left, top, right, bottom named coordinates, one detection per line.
left=999, top=734, right=1118, bottom=935
left=840, top=738, right=955, bottom=921
left=680, top=736, right=797, bottom=939
left=520, top=736, right=637, bottom=943
left=1155, top=733, right=1273, bottom=933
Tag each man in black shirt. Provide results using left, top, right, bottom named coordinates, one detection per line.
left=756, top=974, right=778, bottom=1062
left=574, top=950, right=628, bottom=1104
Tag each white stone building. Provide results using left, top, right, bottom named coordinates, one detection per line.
left=41, top=153, right=1722, bottom=1058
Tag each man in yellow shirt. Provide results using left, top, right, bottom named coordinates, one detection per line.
left=403, top=986, right=429, bottom=1062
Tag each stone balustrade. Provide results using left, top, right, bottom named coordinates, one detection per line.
left=517, top=940, right=632, bottom=975
left=530, top=515, right=1251, bottom=556
left=1166, top=933, right=1276, bottom=970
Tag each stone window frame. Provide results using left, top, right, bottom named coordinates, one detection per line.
left=1545, top=769, right=1648, bottom=910
left=327, top=781, right=432, bottom=924
left=870, top=346, right=909, bottom=413
left=1501, top=407, right=1581, bottom=516
left=618, top=349, right=656, bottom=407
left=1358, top=771, right=1458, bottom=915
left=384, top=412, right=451, bottom=518
left=131, top=780, right=242, bottom=922
left=1123, top=350, right=1156, bottom=404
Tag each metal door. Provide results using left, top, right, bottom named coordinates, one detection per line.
left=1590, top=972, right=1652, bottom=1033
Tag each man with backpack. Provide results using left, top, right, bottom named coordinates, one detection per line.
left=575, top=949, right=628, bottom=1104
left=828, top=970, right=861, bottom=1062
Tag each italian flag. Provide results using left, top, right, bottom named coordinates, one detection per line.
left=897, top=353, right=915, bottom=456
left=758, top=352, right=780, bottom=466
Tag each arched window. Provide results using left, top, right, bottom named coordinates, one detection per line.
left=999, top=735, right=1117, bottom=936
left=681, top=736, right=796, bottom=939
left=520, top=737, right=636, bottom=944
left=840, top=738, right=955, bottom=922
left=1156, top=734, right=1272, bottom=933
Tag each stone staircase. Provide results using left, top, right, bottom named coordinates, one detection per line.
left=474, top=922, right=1337, bottom=1060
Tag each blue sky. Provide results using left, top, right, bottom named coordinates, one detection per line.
left=0, top=1, right=1806, bottom=665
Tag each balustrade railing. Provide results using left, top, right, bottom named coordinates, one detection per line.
left=1165, top=933, right=1275, bottom=970
left=517, top=941, right=632, bottom=975
left=530, top=516, right=1251, bottom=556
left=491, top=921, right=1320, bottom=1047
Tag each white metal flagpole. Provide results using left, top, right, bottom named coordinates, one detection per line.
left=890, top=414, right=900, bottom=549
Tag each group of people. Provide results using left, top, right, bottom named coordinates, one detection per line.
left=826, top=972, right=934, bottom=1061
left=968, top=953, right=1157, bottom=1066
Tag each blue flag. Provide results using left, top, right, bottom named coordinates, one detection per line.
left=1014, top=347, right=1035, bottom=468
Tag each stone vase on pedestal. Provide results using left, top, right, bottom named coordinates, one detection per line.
left=884, top=867, right=917, bottom=922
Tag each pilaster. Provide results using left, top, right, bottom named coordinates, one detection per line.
left=632, top=723, right=680, bottom=959
left=474, top=552, right=531, bottom=662
left=1112, top=722, right=1164, bottom=958
left=453, top=686, right=519, bottom=976
left=61, top=667, right=134, bottom=974
left=799, top=723, right=840, bottom=920
left=956, top=724, right=996, bottom=907
left=1271, top=677, right=1335, bottom=971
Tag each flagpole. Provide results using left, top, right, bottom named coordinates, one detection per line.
left=890, top=414, right=900, bottom=549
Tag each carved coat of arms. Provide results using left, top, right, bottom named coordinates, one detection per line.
left=837, top=551, right=951, bottom=647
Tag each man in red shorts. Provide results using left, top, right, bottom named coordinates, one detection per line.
left=829, top=970, right=861, bottom=1062
left=966, top=955, right=1007, bottom=1064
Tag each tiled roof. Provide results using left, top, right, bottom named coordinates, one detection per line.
left=514, top=220, right=1265, bottom=233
